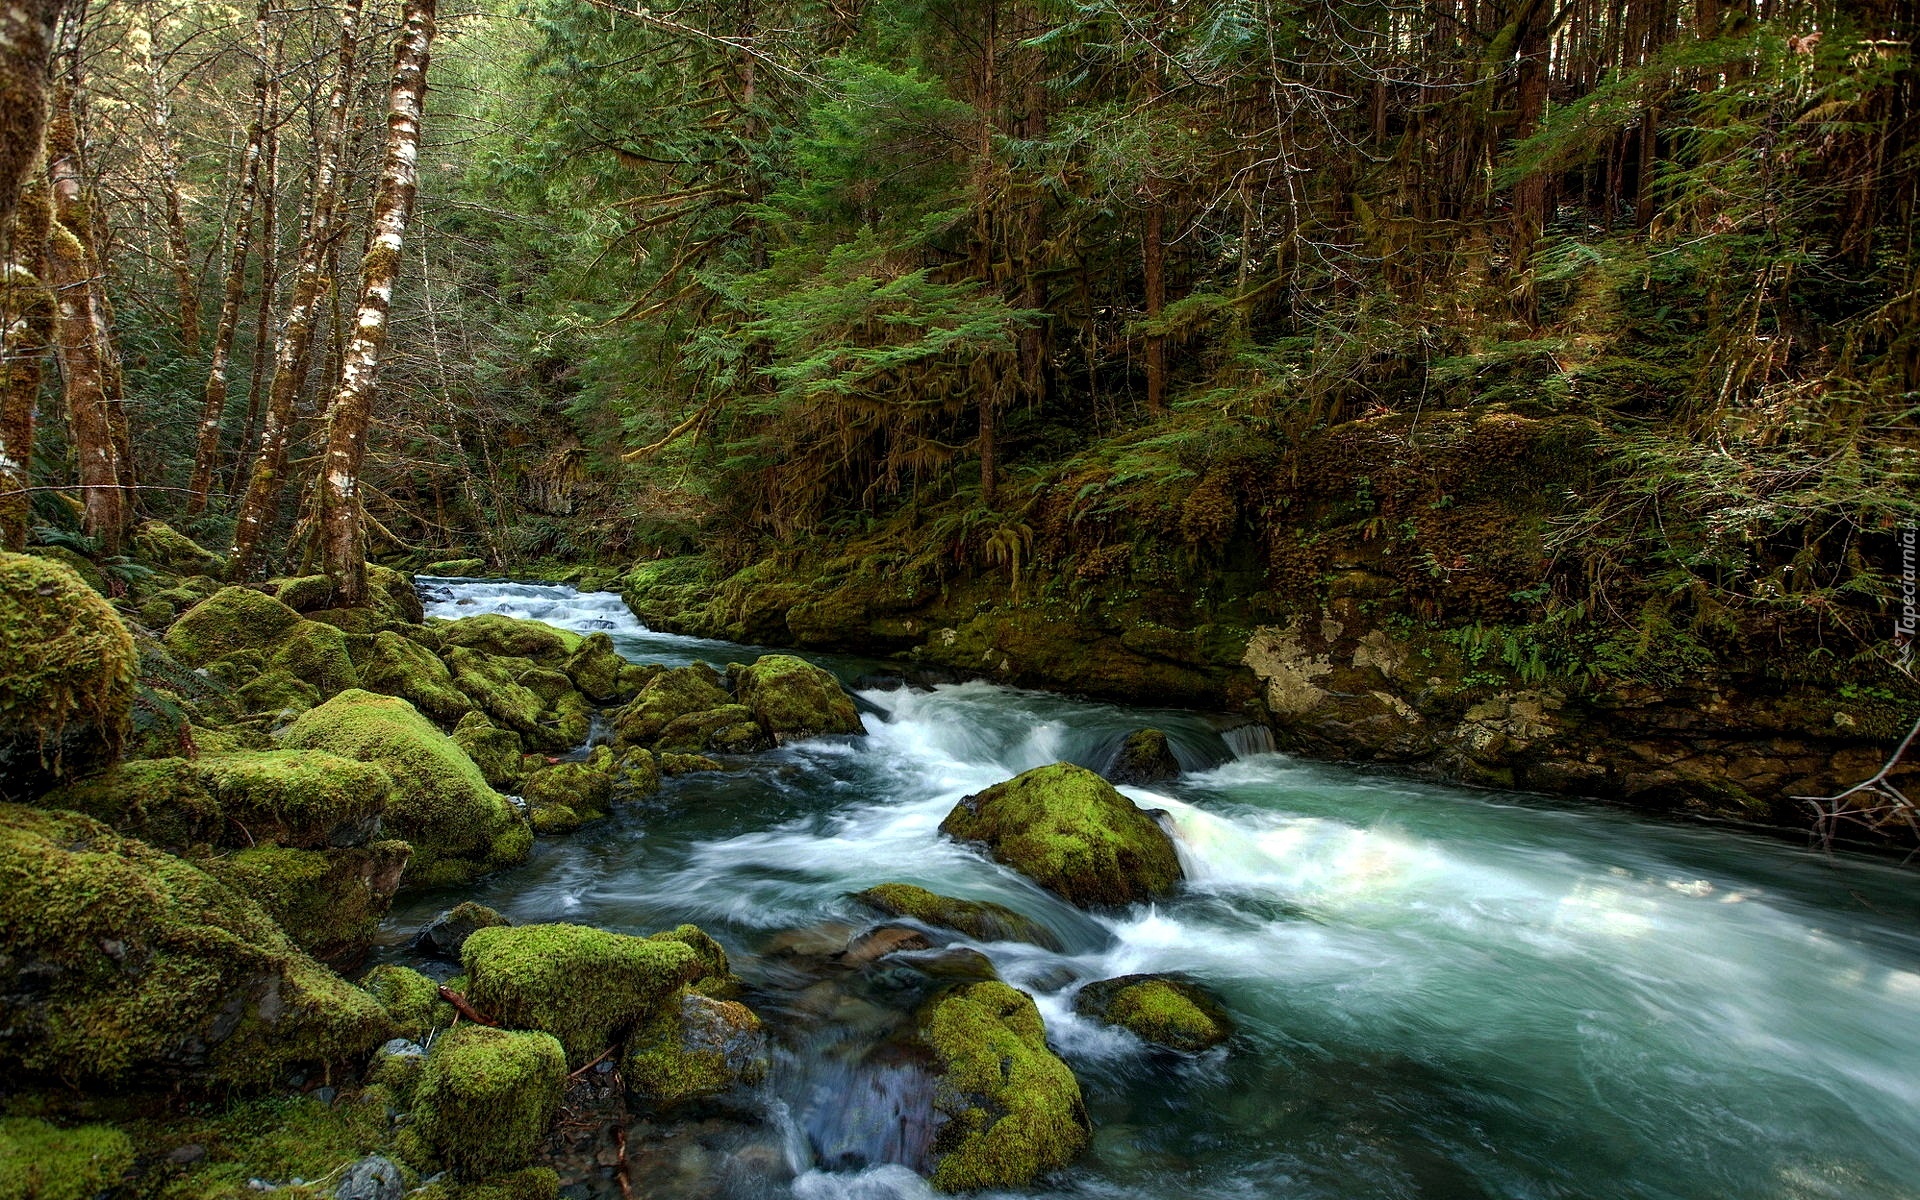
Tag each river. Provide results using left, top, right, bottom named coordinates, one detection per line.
left=395, top=577, right=1920, bottom=1200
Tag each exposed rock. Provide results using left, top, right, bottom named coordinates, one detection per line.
left=1072, top=974, right=1233, bottom=1052
left=730, top=654, right=865, bottom=743
left=0, top=553, right=137, bottom=796
left=939, top=762, right=1183, bottom=907
left=284, top=690, right=531, bottom=888
left=853, top=883, right=1061, bottom=950
left=916, top=981, right=1089, bottom=1192
left=1106, top=728, right=1179, bottom=784
left=0, top=1116, right=135, bottom=1200
left=624, top=989, right=769, bottom=1105
left=411, top=1025, right=567, bottom=1181
left=418, top=900, right=513, bottom=961
left=334, top=1154, right=405, bottom=1200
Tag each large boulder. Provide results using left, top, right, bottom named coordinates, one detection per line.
left=202, top=841, right=411, bottom=963
left=437, top=613, right=578, bottom=666
left=359, top=630, right=473, bottom=722
left=410, top=1025, right=566, bottom=1181
left=1072, top=974, right=1233, bottom=1052
left=0, top=804, right=390, bottom=1087
left=917, top=981, right=1089, bottom=1192
left=938, top=762, right=1183, bottom=907
left=522, top=751, right=616, bottom=836
left=564, top=632, right=630, bottom=703
left=284, top=691, right=530, bottom=888
left=447, top=648, right=546, bottom=738
left=853, top=883, right=1061, bottom=950
left=0, top=1117, right=136, bottom=1200
left=0, top=553, right=137, bottom=795
left=130, top=519, right=224, bottom=576
left=163, top=585, right=305, bottom=666
left=729, top=654, right=864, bottom=743
left=610, top=664, right=732, bottom=749
left=461, top=923, right=704, bottom=1063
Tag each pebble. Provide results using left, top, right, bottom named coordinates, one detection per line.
left=313, top=1085, right=338, bottom=1104
left=334, top=1155, right=405, bottom=1200
left=165, top=1144, right=207, bottom=1165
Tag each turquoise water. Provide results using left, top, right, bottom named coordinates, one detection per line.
left=400, top=579, right=1920, bottom=1200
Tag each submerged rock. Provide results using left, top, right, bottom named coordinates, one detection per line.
left=1106, top=728, right=1180, bottom=784
left=1072, top=974, right=1233, bottom=1052
left=0, top=552, right=137, bottom=795
left=417, top=900, right=513, bottom=961
left=917, top=981, right=1089, bottom=1192
left=853, top=883, right=1062, bottom=950
left=0, top=1116, right=135, bottom=1200
left=284, top=690, right=531, bottom=888
left=411, top=1025, right=566, bottom=1181
left=730, top=654, right=865, bottom=743
left=938, top=762, right=1183, bottom=907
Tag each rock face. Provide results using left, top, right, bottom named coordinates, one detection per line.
left=853, top=883, right=1061, bottom=950
left=730, top=654, right=865, bottom=743
left=1072, top=974, right=1233, bottom=1052
left=411, top=1025, right=566, bottom=1181
left=284, top=690, right=531, bottom=888
left=1106, top=729, right=1179, bottom=784
left=0, top=804, right=390, bottom=1088
left=917, top=981, right=1089, bottom=1192
left=939, top=763, right=1183, bottom=907
left=0, top=553, right=137, bottom=795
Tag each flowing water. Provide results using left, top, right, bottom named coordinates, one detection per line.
left=399, top=578, right=1920, bottom=1200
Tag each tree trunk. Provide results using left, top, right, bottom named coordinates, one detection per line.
left=1144, top=184, right=1166, bottom=415
left=185, top=0, right=273, bottom=515
left=313, top=0, right=434, bottom=605
left=232, top=45, right=281, bottom=499
left=0, top=179, right=54, bottom=549
left=0, top=0, right=63, bottom=259
left=143, top=8, right=199, bottom=348
left=227, top=0, right=363, bottom=580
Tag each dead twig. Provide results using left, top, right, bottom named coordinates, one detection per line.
left=613, top=1125, right=635, bottom=1200
left=437, top=985, right=497, bottom=1027
left=1796, top=715, right=1920, bottom=855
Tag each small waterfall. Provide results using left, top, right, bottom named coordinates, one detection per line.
left=1220, top=721, right=1277, bottom=758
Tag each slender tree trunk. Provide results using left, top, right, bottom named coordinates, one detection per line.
left=0, top=179, right=54, bottom=549
left=228, top=0, right=363, bottom=580
left=232, top=48, right=280, bottom=498
left=185, top=0, right=273, bottom=514
left=313, top=0, right=434, bottom=605
left=143, top=9, right=198, bottom=348
left=1144, top=184, right=1166, bottom=415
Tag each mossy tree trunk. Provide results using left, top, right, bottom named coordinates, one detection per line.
left=313, top=0, right=434, bottom=606
left=0, top=0, right=63, bottom=253
left=228, top=0, right=363, bottom=581
left=1, top=178, right=54, bottom=550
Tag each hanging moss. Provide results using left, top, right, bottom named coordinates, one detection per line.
left=1072, top=974, right=1234, bottom=1051
left=730, top=654, right=865, bottom=743
left=853, top=883, right=1062, bottom=950
left=938, top=762, right=1183, bottom=907
left=0, top=1117, right=135, bottom=1200
left=283, top=690, right=530, bottom=888
left=362, top=630, right=474, bottom=722
left=461, top=923, right=703, bottom=1063
left=411, top=1025, right=566, bottom=1180
left=917, top=981, right=1089, bottom=1192
left=0, top=552, right=137, bottom=793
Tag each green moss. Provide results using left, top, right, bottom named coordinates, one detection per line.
left=284, top=691, right=530, bottom=888
left=918, top=981, right=1089, bottom=1192
left=361, top=964, right=448, bottom=1041
left=269, top=620, right=361, bottom=698
left=564, top=632, right=628, bottom=702
left=730, top=654, right=865, bottom=743
left=365, top=564, right=426, bottom=626
left=411, top=1167, right=560, bottom=1200
left=25, top=545, right=106, bottom=593
left=854, top=884, right=1062, bottom=950
left=163, top=586, right=305, bottom=667
left=422, top=557, right=488, bottom=576
left=412, top=1026, right=566, bottom=1180
left=452, top=712, right=527, bottom=791
left=0, top=1117, right=135, bottom=1200
left=647, top=923, right=732, bottom=983
left=448, top=647, right=547, bottom=739
left=613, top=748, right=660, bottom=796
left=131, top=519, right=225, bottom=576
left=1108, top=728, right=1179, bottom=784
left=654, top=703, right=770, bottom=754
left=231, top=669, right=322, bottom=719
left=610, top=665, right=731, bottom=749
left=203, top=840, right=410, bottom=962
left=437, top=613, right=580, bottom=666
left=461, top=923, right=702, bottom=1063
left=0, top=552, right=137, bottom=792
left=1072, top=974, right=1233, bottom=1051
left=361, top=630, right=474, bottom=722
left=658, top=752, right=723, bottom=775
left=152, top=1092, right=390, bottom=1200
left=419, top=900, right=513, bottom=960
left=527, top=802, right=581, bottom=835
left=0, top=803, right=390, bottom=1087
left=546, top=689, right=594, bottom=749
left=623, top=989, right=768, bottom=1105
left=514, top=664, right=575, bottom=705
left=938, top=762, right=1183, bottom=907
left=271, top=574, right=337, bottom=613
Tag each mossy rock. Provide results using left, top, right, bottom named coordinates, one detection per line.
left=451, top=712, right=526, bottom=791
left=0, top=1117, right=135, bottom=1200
left=545, top=689, right=594, bottom=751
left=203, top=840, right=411, bottom=963
left=513, top=663, right=575, bottom=705
left=25, top=545, right=107, bottom=594
left=1072, top=974, right=1233, bottom=1052
left=163, top=586, right=305, bottom=667
left=49, top=749, right=392, bottom=851
left=658, top=752, right=724, bottom=775
left=1106, top=728, right=1179, bottom=785
left=0, top=553, right=137, bottom=796
left=422, top=557, right=488, bottom=577
left=411, top=1166, right=560, bottom=1200
left=647, top=922, right=733, bottom=985
left=361, top=630, right=473, bottom=722
left=564, top=632, right=628, bottom=702
left=612, top=748, right=660, bottom=796
left=131, top=519, right=225, bottom=576
left=271, top=620, right=361, bottom=698
left=284, top=691, right=530, bottom=888
left=417, top=900, right=512, bottom=961
left=461, top=923, right=703, bottom=1064
left=271, top=574, right=338, bottom=613
left=437, top=613, right=579, bottom=666
left=654, top=703, right=771, bottom=755
left=361, top=964, right=449, bottom=1041
left=853, top=883, right=1062, bottom=950
left=610, top=664, right=731, bottom=749
left=447, top=647, right=549, bottom=742
left=412, top=1025, right=566, bottom=1181
left=308, top=605, right=405, bottom=637
left=0, top=803, right=390, bottom=1087
left=917, top=981, right=1089, bottom=1191
left=523, top=756, right=613, bottom=833
left=623, top=989, right=768, bottom=1106
left=938, top=762, right=1183, bottom=907
left=730, top=654, right=864, bottom=744
left=365, top=563, right=426, bottom=625
left=140, top=1092, right=392, bottom=1199
left=231, top=669, right=322, bottom=720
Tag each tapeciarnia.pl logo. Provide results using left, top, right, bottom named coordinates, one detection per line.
left=1899, top=523, right=1916, bottom=671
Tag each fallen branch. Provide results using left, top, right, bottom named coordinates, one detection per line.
left=613, top=1125, right=634, bottom=1200
left=437, top=985, right=497, bottom=1027
left=567, top=1045, right=614, bottom=1080
left=1795, top=715, right=1920, bottom=854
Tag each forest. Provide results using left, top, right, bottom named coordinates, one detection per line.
left=1, top=0, right=1918, bottom=1197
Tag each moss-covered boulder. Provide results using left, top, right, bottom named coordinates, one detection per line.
left=204, top=840, right=411, bottom=963
left=0, top=1117, right=135, bottom=1200
left=731, top=654, right=864, bottom=744
left=624, top=989, right=768, bottom=1105
left=422, top=557, right=487, bottom=577
left=412, top=1167, right=561, bottom=1200
left=853, top=883, right=1062, bottom=950
left=461, top=923, right=704, bottom=1063
left=418, top=900, right=512, bottom=961
left=1107, top=728, right=1179, bottom=785
left=131, top=518, right=224, bottom=576
left=564, top=632, right=629, bottom=702
left=412, top=1025, right=566, bottom=1181
left=362, top=963, right=450, bottom=1041
left=366, top=563, right=426, bottom=625
left=610, top=664, right=731, bottom=749
left=659, top=752, right=724, bottom=775
left=917, top=981, right=1089, bottom=1192
left=0, top=804, right=390, bottom=1087
left=361, top=631, right=474, bottom=722
left=612, top=748, right=661, bottom=796
left=438, top=613, right=579, bottom=666
left=451, top=712, right=526, bottom=792
left=654, top=703, right=771, bottom=755
left=284, top=691, right=530, bottom=888
left=1071, top=974, right=1233, bottom=1052
left=230, top=668, right=323, bottom=719
left=447, top=647, right=547, bottom=739
left=163, top=585, right=305, bottom=666
left=271, top=573, right=338, bottom=613
left=938, top=763, right=1183, bottom=907
left=0, top=553, right=137, bottom=795
left=523, top=754, right=614, bottom=835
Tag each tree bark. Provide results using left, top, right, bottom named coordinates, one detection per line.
left=0, top=178, right=54, bottom=549
left=143, top=7, right=198, bottom=349
left=0, top=0, right=63, bottom=259
left=313, top=0, right=434, bottom=605
left=1144, top=184, right=1166, bottom=416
